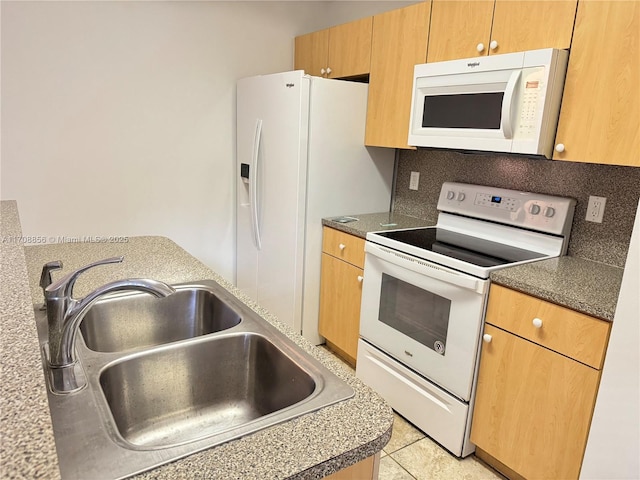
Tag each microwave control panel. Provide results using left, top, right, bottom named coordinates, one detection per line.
left=514, top=67, right=545, bottom=139
left=438, top=182, right=576, bottom=236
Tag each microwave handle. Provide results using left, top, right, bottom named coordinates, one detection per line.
left=501, top=70, right=521, bottom=139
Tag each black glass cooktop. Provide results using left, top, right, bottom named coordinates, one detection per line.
left=375, top=227, right=547, bottom=268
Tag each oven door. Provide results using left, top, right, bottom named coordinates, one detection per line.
left=360, top=242, right=489, bottom=402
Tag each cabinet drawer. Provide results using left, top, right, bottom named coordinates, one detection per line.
left=486, top=285, right=611, bottom=369
left=322, top=227, right=365, bottom=269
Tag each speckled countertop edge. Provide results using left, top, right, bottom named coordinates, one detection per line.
left=2, top=201, right=393, bottom=480
left=325, top=211, right=624, bottom=322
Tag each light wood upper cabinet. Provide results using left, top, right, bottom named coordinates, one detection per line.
left=294, top=29, right=329, bottom=78
left=294, top=17, right=372, bottom=79
left=490, top=0, right=577, bottom=54
left=553, top=1, right=640, bottom=167
left=427, top=0, right=494, bottom=62
left=471, top=285, right=611, bottom=480
left=365, top=1, right=431, bottom=149
left=427, top=0, right=577, bottom=62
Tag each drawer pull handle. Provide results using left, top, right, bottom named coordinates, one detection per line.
left=483, top=334, right=492, bottom=343
left=339, top=243, right=346, bottom=251
left=357, top=275, right=364, bottom=283
left=532, top=318, right=543, bottom=328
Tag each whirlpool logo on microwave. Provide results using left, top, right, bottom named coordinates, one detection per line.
left=467, top=61, right=481, bottom=68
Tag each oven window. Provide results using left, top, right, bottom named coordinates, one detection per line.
left=378, top=274, right=451, bottom=354
left=422, top=92, right=504, bottom=129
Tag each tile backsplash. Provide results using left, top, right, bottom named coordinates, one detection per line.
left=393, top=149, right=640, bottom=268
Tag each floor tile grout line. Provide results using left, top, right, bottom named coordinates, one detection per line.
left=383, top=453, right=418, bottom=480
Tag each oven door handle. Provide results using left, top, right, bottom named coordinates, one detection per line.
left=367, top=243, right=488, bottom=295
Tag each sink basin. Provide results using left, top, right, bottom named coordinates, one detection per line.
left=34, top=280, right=354, bottom=479
left=80, top=287, right=241, bottom=352
left=101, top=333, right=315, bottom=449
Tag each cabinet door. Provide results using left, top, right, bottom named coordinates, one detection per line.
left=365, top=1, right=431, bottom=149
left=470, top=325, right=601, bottom=480
left=318, top=253, right=364, bottom=363
left=553, top=1, right=639, bottom=166
left=427, top=0, right=494, bottom=62
left=489, top=0, right=577, bottom=55
left=327, top=17, right=372, bottom=79
left=294, top=29, right=329, bottom=77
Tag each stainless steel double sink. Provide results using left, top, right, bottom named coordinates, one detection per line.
left=34, top=280, right=354, bottom=479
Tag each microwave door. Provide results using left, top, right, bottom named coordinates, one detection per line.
left=408, top=69, right=516, bottom=152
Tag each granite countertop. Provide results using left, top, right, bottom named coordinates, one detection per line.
left=1, top=201, right=393, bottom=480
left=322, top=212, right=434, bottom=239
left=324, top=211, right=623, bottom=322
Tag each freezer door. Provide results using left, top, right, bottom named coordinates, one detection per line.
left=236, top=71, right=310, bottom=332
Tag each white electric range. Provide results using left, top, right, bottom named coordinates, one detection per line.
left=356, top=182, right=576, bottom=457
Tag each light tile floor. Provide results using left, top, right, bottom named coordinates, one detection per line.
left=379, top=414, right=505, bottom=480
left=321, top=346, right=504, bottom=480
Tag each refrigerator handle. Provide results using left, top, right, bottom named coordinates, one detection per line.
left=250, top=119, right=263, bottom=250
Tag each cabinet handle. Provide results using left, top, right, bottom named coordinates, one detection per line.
left=532, top=318, right=543, bottom=328
left=555, top=143, right=565, bottom=153
left=357, top=275, right=364, bottom=283
left=320, top=68, right=326, bottom=75
left=339, top=243, right=346, bottom=251
left=326, top=67, right=332, bottom=75
left=489, top=40, right=498, bottom=50
left=483, top=334, right=492, bottom=343
left=476, top=43, right=485, bottom=53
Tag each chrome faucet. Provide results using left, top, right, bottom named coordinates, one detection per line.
left=41, top=256, right=175, bottom=393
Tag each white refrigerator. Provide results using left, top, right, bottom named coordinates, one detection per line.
left=235, top=71, right=394, bottom=344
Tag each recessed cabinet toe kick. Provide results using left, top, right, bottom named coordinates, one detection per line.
left=34, top=276, right=354, bottom=480
left=356, top=181, right=576, bottom=457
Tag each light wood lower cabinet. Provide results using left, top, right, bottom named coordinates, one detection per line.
left=470, top=285, right=611, bottom=479
left=318, top=227, right=365, bottom=365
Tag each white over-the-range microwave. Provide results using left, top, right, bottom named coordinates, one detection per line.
left=408, top=48, right=569, bottom=159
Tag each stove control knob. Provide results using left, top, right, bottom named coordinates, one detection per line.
left=447, top=191, right=455, bottom=200
left=456, top=192, right=466, bottom=201
left=544, top=207, right=556, bottom=218
left=529, top=204, right=541, bottom=215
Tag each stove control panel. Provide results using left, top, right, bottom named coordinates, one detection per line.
left=438, top=182, right=576, bottom=236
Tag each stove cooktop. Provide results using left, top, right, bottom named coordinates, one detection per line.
left=375, top=227, right=547, bottom=269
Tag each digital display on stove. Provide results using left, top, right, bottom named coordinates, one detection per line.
left=491, top=196, right=502, bottom=203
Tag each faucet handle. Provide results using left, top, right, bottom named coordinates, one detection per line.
left=46, top=256, right=124, bottom=300
left=39, top=261, right=63, bottom=309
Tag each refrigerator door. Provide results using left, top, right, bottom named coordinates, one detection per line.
left=236, top=71, right=310, bottom=331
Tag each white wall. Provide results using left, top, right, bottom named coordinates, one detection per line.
left=0, top=0, right=416, bottom=282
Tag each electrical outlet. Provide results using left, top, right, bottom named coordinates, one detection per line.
left=409, top=171, right=420, bottom=191
left=586, top=195, right=607, bottom=223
